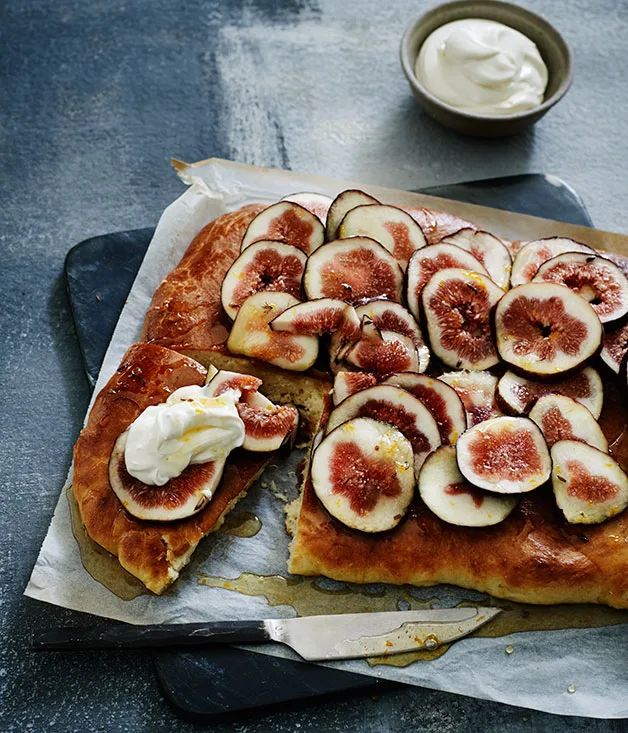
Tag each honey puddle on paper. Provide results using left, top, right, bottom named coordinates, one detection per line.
left=68, top=487, right=262, bottom=600
left=68, top=485, right=147, bottom=601
left=197, top=571, right=628, bottom=667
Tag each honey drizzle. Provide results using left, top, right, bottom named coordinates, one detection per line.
left=67, top=485, right=146, bottom=601
left=219, top=512, right=262, bottom=538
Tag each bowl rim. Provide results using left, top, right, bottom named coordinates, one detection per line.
left=400, top=0, right=574, bottom=123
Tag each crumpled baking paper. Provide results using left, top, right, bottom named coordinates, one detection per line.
left=26, top=158, right=628, bottom=718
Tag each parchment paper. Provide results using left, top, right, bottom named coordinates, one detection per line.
left=26, top=159, right=628, bottom=718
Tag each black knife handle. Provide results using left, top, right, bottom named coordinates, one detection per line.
left=32, top=620, right=269, bottom=651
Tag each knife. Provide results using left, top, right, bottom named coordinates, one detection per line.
left=32, top=607, right=499, bottom=661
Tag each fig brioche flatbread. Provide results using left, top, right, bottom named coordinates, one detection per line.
left=73, top=342, right=270, bottom=593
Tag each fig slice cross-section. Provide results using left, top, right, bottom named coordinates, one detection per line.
left=226, top=291, right=319, bottom=371
left=269, top=297, right=349, bottom=335
left=439, top=370, right=502, bottom=427
left=551, top=440, right=628, bottom=524
left=440, top=228, right=512, bottom=290
left=406, top=242, right=489, bottom=321
left=311, top=416, right=415, bottom=532
left=325, top=189, right=380, bottom=242
left=496, top=367, right=603, bottom=418
left=109, top=431, right=226, bottom=521
left=280, top=192, right=333, bottom=223
left=237, top=391, right=299, bottom=452
left=383, top=373, right=466, bottom=445
left=338, top=204, right=427, bottom=271
left=332, top=371, right=379, bottom=405
left=529, top=393, right=608, bottom=451
left=422, top=267, right=503, bottom=370
left=345, top=318, right=421, bottom=375
left=325, top=383, right=441, bottom=474
left=510, top=237, right=596, bottom=287
left=355, top=300, right=430, bottom=373
left=601, top=321, right=628, bottom=374
left=221, top=240, right=307, bottom=321
left=328, top=304, right=362, bottom=372
left=204, top=369, right=263, bottom=398
left=241, top=201, right=325, bottom=255
left=456, top=416, right=551, bottom=494
left=494, top=282, right=603, bottom=376
left=533, top=252, right=628, bottom=324
left=419, top=446, right=518, bottom=527
left=304, top=237, right=404, bottom=305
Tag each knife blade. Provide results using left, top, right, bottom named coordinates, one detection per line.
left=32, top=607, right=500, bottom=661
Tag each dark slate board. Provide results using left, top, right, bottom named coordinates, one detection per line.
left=65, top=173, right=592, bottom=722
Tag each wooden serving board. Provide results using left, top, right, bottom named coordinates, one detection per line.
left=65, top=174, right=594, bottom=722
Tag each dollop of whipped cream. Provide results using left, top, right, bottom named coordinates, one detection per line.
left=415, top=19, right=548, bottom=116
left=124, top=384, right=245, bottom=486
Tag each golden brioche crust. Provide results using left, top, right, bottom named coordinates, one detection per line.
left=73, top=343, right=269, bottom=593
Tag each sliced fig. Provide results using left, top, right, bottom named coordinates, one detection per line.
left=551, top=440, right=628, bottom=524
left=602, top=321, right=628, bottom=374
left=328, top=304, right=361, bottom=371
left=383, top=373, right=466, bottom=445
left=325, top=384, right=441, bottom=472
left=311, top=416, right=415, bottom=533
left=269, top=298, right=348, bottom=335
left=533, top=252, right=628, bottom=324
left=438, top=370, right=502, bottom=427
left=440, top=228, right=512, bottom=289
left=419, top=445, right=518, bottom=526
left=529, top=393, right=608, bottom=451
left=494, top=282, right=603, bottom=376
left=510, top=237, right=595, bottom=287
left=237, top=391, right=299, bottom=452
left=456, top=416, right=551, bottom=494
left=325, top=189, right=380, bottom=241
left=204, top=369, right=262, bottom=398
left=226, top=291, right=319, bottom=371
left=338, top=204, right=427, bottom=270
left=109, top=431, right=226, bottom=521
left=281, top=192, right=333, bottom=223
left=355, top=300, right=430, bottom=373
left=345, top=319, right=420, bottom=375
left=221, top=240, right=307, bottom=320
left=241, top=201, right=325, bottom=254
left=496, top=367, right=603, bottom=418
left=304, top=237, right=404, bottom=304
left=422, top=268, right=503, bottom=370
left=406, top=243, right=489, bottom=321
left=332, top=371, right=378, bottom=405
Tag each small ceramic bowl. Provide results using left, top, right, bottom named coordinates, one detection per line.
left=400, top=0, right=573, bottom=137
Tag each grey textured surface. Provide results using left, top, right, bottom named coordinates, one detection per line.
left=2, top=0, right=628, bottom=730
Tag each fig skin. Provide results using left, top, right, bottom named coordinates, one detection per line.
left=601, top=321, right=628, bottom=375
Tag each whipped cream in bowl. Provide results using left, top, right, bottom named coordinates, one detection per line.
left=400, top=1, right=572, bottom=136
left=415, top=18, right=548, bottom=116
